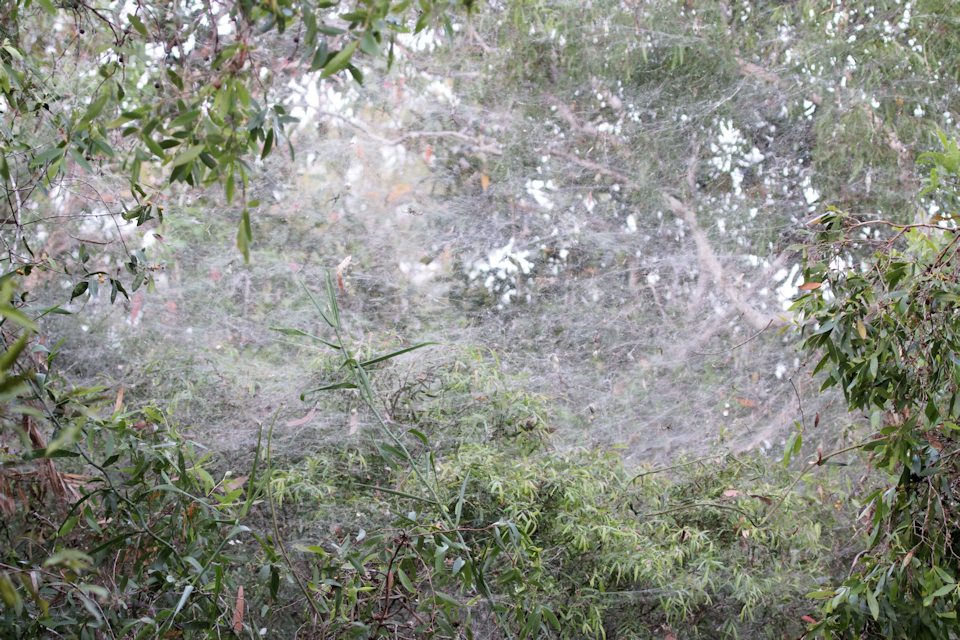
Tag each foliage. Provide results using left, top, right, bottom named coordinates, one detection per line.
left=0, top=0, right=474, bottom=293
left=255, top=275, right=856, bottom=639
left=4, top=0, right=959, bottom=637
left=0, top=278, right=260, bottom=638
left=0, top=4, right=474, bottom=635
left=271, top=397, right=853, bottom=638
left=793, top=136, right=960, bottom=637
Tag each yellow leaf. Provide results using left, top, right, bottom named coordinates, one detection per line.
left=386, top=183, right=412, bottom=204
left=857, top=320, right=867, bottom=339
left=480, top=173, right=490, bottom=192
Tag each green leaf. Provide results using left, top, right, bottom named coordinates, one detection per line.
left=310, top=41, right=330, bottom=71
left=261, top=128, right=274, bottom=159
left=396, top=567, right=415, bottom=592
left=454, top=469, right=470, bottom=526
left=782, top=429, right=801, bottom=466
left=128, top=14, right=148, bottom=37
left=225, top=170, right=236, bottom=203
left=301, top=381, right=357, bottom=395
left=237, top=208, right=252, bottom=263
left=434, top=591, right=459, bottom=607
left=269, top=326, right=314, bottom=338
left=70, top=281, right=89, bottom=301
left=359, top=342, right=436, bottom=368
left=78, top=93, right=109, bottom=128
left=166, top=68, right=184, bottom=91
left=316, top=24, right=345, bottom=36
left=0, top=332, right=30, bottom=373
left=169, top=109, right=200, bottom=129
left=0, top=573, right=22, bottom=614
left=930, top=583, right=956, bottom=599
left=44, top=549, right=92, bottom=570
left=354, top=482, right=439, bottom=505
left=320, top=40, right=359, bottom=78
left=1, top=45, right=22, bottom=61
left=360, top=31, right=381, bottom=56
left=199, top=151, right=217, bottom=169
left=68, top=147, right=93, bottom=173
left=269, top=326, right=341, bottom=350
left=520, top=607, right=542, bottom=639
left=866, top=588, right=879, bottom=620
left=407, top=428, right=429, bottom=446
left=142, top=135, right=167, bottom=159
left=0, top=304, right=38, bottom=331
left=29, top=145, right=66, bottom=169
left=171, top=144, right=205, bottom=167
left=172, top=584, right=194, bottom=617
left=347, top=64, right=364, bottom=84
left=542, top=606, right=561, bottom=631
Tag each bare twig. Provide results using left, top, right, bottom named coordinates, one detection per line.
left=690, top=319, right=774, bottom=356
left=664, top=193, right=786, bottom=331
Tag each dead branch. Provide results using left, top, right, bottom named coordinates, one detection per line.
left=664, top=193, right=787, bottom=332
left=317, top=111, right=502, bottom=156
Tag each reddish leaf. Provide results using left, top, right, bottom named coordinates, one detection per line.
left=232, top=586, right=244, bottom=633
left=286, top=406, right=317, bottom=427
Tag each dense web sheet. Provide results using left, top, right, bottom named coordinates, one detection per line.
left=37, top=0, right=956, bottom=464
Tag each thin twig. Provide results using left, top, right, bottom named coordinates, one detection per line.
left=265, top=409, right=325, bottom=621
left=691, top=319, right=774, bottom=356
left=759, top=439, right=882, bottom=527
left=630, top=453, right=731, bottom=483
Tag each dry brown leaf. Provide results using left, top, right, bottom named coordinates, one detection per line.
left=222, top=475, right=248, bottom=493
left=734, top=397, right=757, bottom=409
left=114, top=387, right=125, bottom=414
left=348, top=409, right=359, bottom=436
left=336, top=255, right=352, bottom=294
left=0, top=492, right=15, bottom=516
left=902, top=548, right=915, bottom=570
left=232, top=586, right=244, bottom=634
left=129, top=291, right=145, bottom=325
left=923, top=431, right=946, bottom=451
left=286, top=406, right=317, bottom=428
left=798, top=282, right=822, bottom=291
